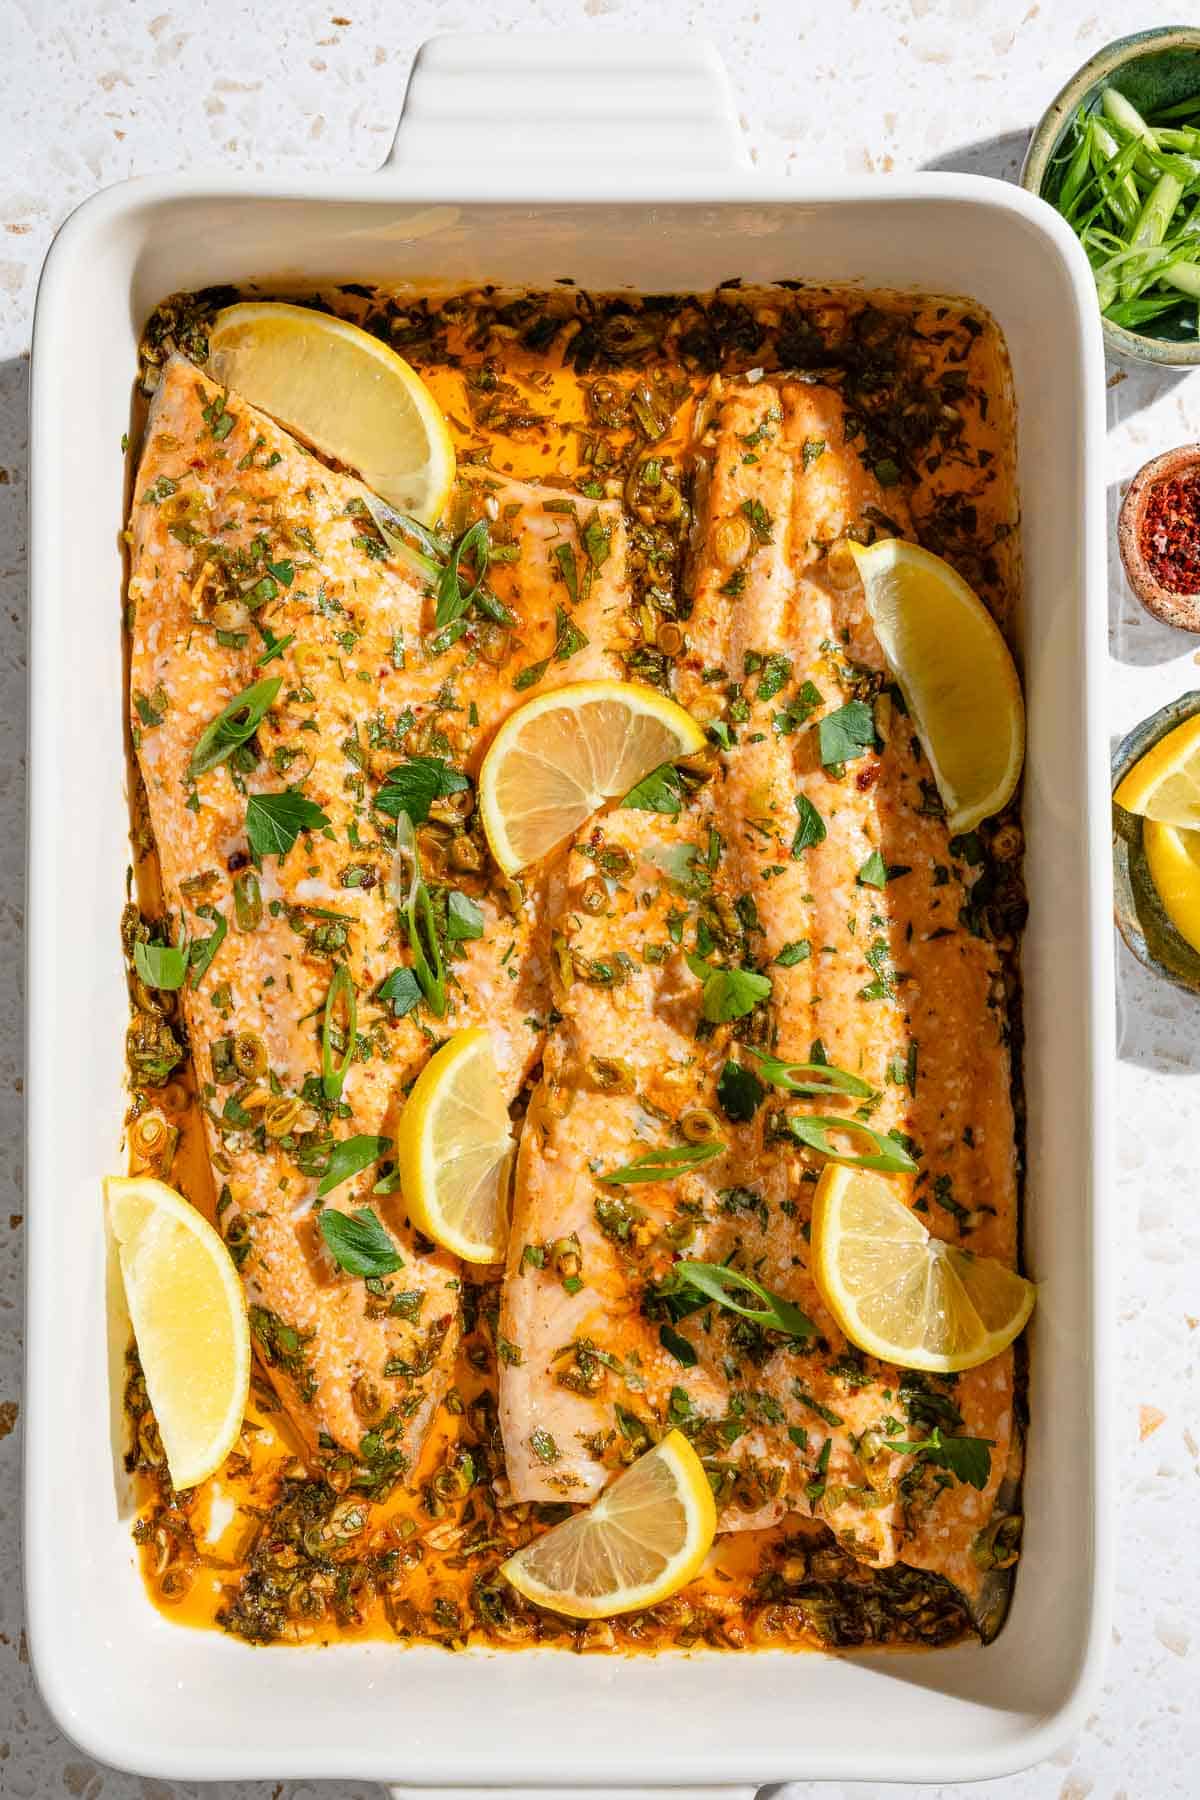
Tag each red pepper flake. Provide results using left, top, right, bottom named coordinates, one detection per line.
left=1140, top=472, right=1200, bottom=594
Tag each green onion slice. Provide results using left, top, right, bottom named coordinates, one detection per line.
left=600, top=1141, right=725, bottom=1185
left=321, top=963, right=357, bottom=1102
left=388, top=811, right=447, bottom=1018
left=188, top=676, right=282, bottom=777
left=788, top=1114, right=917, bottom=1173
left=658, top=1260, right=814, bottom=1339
left=748, top=1047, right=874, bottom=1099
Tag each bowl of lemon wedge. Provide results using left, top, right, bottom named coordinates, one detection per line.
left=1113, top=692, right=1200, bottom=989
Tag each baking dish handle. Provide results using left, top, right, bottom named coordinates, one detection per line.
left=387, top=1788, right=759, bottom=1799
left=386, top=33, right=749, bottom=176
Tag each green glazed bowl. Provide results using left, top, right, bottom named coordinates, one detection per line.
left=1021, top=27, right=1200, bottom=367
left=1112, top=692, right=1200, bottom=992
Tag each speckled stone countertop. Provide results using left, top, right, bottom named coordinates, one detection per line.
left=1, top=1, right=1198, bottom=1795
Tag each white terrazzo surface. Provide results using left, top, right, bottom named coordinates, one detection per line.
left=1, top=1, right=1197, bottom=1795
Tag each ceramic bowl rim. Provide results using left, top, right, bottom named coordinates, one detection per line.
left=1019, top=25, right=1200, bottom=367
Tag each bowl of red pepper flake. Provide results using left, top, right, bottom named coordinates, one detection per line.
left=1119, top=444, right=1200, bottom=629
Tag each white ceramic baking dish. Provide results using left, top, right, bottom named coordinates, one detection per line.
left=24, top=34, right=1113, bottom=1793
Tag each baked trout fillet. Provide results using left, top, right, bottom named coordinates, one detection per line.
left=128, top=355, right=628, bottom=1472
left=500, top=376, right=1017, bottom=1597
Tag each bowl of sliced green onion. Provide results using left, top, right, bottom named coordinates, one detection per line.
left=1023, top=26, right=1200, bottom=364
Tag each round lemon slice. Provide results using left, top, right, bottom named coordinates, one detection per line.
left=477, top=679, right=706, bottom=875
left=1144, top=818, right=1200, bottom=952
left=1114, top=713, right=1200, bottom=828
left=501, top=1429, right=717, bottom=1619
left=205, top=301, right=455, bottom=525
left=810, top=1163, right=1035, bottom=1374
left=849, top=538, right=1024, bottom=834
left=105, top=1175, right=250, bottom=1490
left=394, top=1027, right=513, bottom=1264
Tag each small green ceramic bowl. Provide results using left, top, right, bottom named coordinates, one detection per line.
left=1112, top=692, right=1200, bottom=993
left=1021, top=26, right=1200, bottom=367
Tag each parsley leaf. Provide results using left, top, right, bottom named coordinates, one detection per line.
left=756, top=653, right=792, bottom=702
left=802, top=438, right=826, bottom=470
left=858, top=849, right=910, bottom=888
left=791, top=793, right=826, bottom=855
left=582, top=513, right=612, bottom=568
left=553, top=540, right=579, bottom=603
left=133, top=938, right=188, bottom=991
left=740, top=497, right=774, bottom=543
left=659, top=1324, right=699, bottom=1366
left=775, top=939, right=812, bottom=966
left=857, top=849, right=889, bottom=888
left=245, top=790, right=331, bottom=859
left=319, top=1206, right=404, bottom=1277
left=818, top=699, right=876, bottom=769
left=188, top=677, right=282, bottom=778
left=376, top=966, right=422, bottom=1019
left=716, top=1058, right=767, bottom=1122
left=374, top=756, right=468, bottom=825
left=685, top=952, right=771, bottom=1022
left=881, top=1426, right=993, bottom=1490
left=774, top=678, right=824, bottom=736
left=621, top=762, right=684, bottom=816
left=446, top=891, right=484, bottom=942
left=317, top=1134, right=392, bottom=1199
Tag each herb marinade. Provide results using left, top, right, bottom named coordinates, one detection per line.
left=123, top=284, right=1025, bottom=1652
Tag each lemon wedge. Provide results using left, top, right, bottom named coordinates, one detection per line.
left=1114, top=713, right=1200, bottom=827
left=1144, top=818, right=1200, bottom=952
left=501, top=1430, right=717, bottom=1618
left=849, top=538, right=1024, bottom=834
left=395, top=1027, right=513, bottom=1264
left=205, top=301, right=455, bottom=525
left=105, top=1175, right=250, bottom=1489
left=810, top=1163, right=1035, bottom=1374
left=478, top=679, right=706, bottom=875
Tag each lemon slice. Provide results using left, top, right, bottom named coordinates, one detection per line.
left=1144, top=818, right=1200, bottom=951
left=105, top=1175, right=251, bottom=1489
left=205, top=301, right=455, bottom=525
left=501, top=1429, right=717, bottom=1618
left=395, top=1027, right=513, bottom=1263
left=478, top=679, right=706, bottom=874
left=810, top=1163, right=1035, bottom=1373
left=849, top=538, right=1024, bottom=834
left=1114, top=713, right=1200, bottom=827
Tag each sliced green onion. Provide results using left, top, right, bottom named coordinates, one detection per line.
left=600, top=1141, right=725, bottom=1185
left=389, top=811, right=447, bottom=1017
left=1056, top=119, right=1093, bottom=217
left=748, top=1047, right=874, bottom=1099
left=788, top=1114, right=917, bottom=1173
left=233, top=868, right=262, bottom=931
left=657, top=1260, right=814, bottom=1339
left=1102, top=86, right=1158, bottom=149
left=322, top=963, right=357, bottom=1102
left=361, top=491, right=449, bottom=567
left=1123, top=172, right=1184, bottom=297
left=1160, top=260, right=1200, bottom=298
left=188, top=676, right=281, bottom=778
